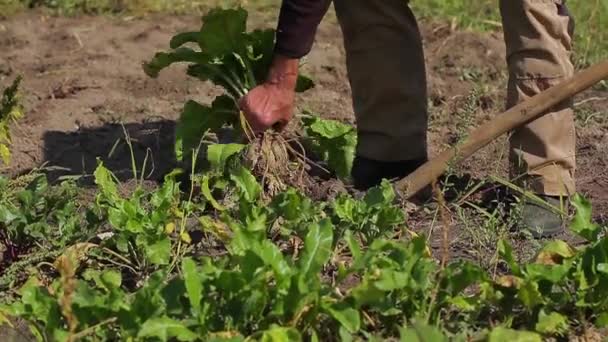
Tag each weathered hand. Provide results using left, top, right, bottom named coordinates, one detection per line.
left=238, top=55, right=299, bottom=134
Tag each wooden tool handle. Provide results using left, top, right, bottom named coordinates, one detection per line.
left=395, top=60, right=608, bottom=199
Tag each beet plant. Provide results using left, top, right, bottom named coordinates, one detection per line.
left=143, top=7, right=356, bottom=195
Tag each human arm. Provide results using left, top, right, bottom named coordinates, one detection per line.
left=238, top=0, right=331, bottom=133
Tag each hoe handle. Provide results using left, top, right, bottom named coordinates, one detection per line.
left=396, top=59, right=608, bottom=199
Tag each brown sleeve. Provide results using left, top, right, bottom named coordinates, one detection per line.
left=275, top=0, right=332, bottom=58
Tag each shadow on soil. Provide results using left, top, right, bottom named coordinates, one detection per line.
left=41, top=120, right=178, bottom=185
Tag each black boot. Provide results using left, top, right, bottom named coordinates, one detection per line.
left=518, top=195, right=568, bottom=238
left=351, top=155, right=427, bottom=191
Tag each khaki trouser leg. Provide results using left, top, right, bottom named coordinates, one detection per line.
left=500, top=0, right=576, bottom=196
left=333, top=0, right=428, bottom=162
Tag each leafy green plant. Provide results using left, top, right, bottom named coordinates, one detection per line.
left=144, top=7, right=359, bottom=186
left=0, top=174, right=88, bottom=265
left=0, top=142, right=474, bottom=340
left=331, top=180, right=404, bottom=243
left=483, top=194, right=608, bottom=336
left=302, top=115, right=357, bottom=180
left=143, top=7, right=313, bottom=161
left=2, top=153, right=608, bottom=340
left=93, top=161, right=184, bottom=271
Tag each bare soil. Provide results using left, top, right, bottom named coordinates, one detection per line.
left=0, top=10, right=606, bottom=254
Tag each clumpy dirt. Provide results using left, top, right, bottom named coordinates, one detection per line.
left=0, top=13, right=205, bottom=183
left=0, top=9, right=606, bottom=247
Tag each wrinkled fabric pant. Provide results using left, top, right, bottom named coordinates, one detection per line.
left=333, top=0, right=576, bottom=196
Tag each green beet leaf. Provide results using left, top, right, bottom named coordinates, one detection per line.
left=175, top=98, right=235, bottom=162
left=332, top=195, right=361, bottom=223
left=100, top=270, right=122, bottom=289
left=201, top=175, right=227, bottom=211
left=170, top=31, right=200, bottom=49
left=94, top=162, right=120, bottom=203
left=570, top=194, right=601, bottom=242
left=182, top=258, right=203, bottom=316
left=323, top=302, right=360, bottom=333
left=208, top=336, right=245, bottom=342
left=498, top=239, right=522, bottom=276
left=595, top=312, right=608, bottom=328
left=399, top=322, right=447, bottom=342
left=244, top=29, right=274, bottom=82
left=488, top=327, right=542, bottom=342
left=230, top=166, right=261, bottom=203
left=71, top=282, right=109, bottom=312
left=137, top=317, right=198, bottom=341
left=535, top=310, right=568, bottom=335
left=364, top=179, right=396, bottom=208
left=20, top=280, right=60, bottom=327
left=295, top=74, right=315, bottom=93
left=259, top=325, right=301, bottom=342
left=524, top=241, right=576, bottom=283
left=303, top=116, right=356, bottom=180
left=535, top=240, right=576, bottom=261
left=207, top=143, right=246, bottom=172
left=442, top=261, right=486, bottom=296
left=518, top=280, right=544, bottom=310
left=198, top=8, right=248, bottom=57
left=338, top=326, right=353, bottom=342
left=350, top=276, right=386, bottom=307
left=344, top=230, right=362, bottom=264
left=143, top=48, right=205, bottom=78
left=304, top=116, right=353, bottom=139
left=256, top=240, right=293, bottom=289
left=186, top=55, right=250, bottom=99
left=525, top=263, right=572, bottom=284
left=147, top=238, right=172, bottom=265
left=269, top=189, right=318, bottom=224
left=297, top=219, right=334, bottom=292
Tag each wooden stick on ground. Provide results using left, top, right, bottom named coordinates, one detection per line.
left=396, top=60, right=608, bottom=200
